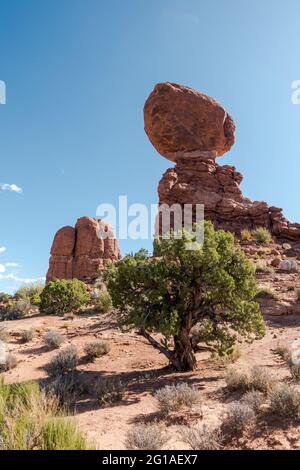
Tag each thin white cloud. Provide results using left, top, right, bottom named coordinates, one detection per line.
left=5, top=262, right=20, bottom=267
left=0, top=246, right=6, bottom=254
left=0, top=183, right=23, bottom=194
left=0, top=264, right=6, bottom=273
left=0, top=273, right=45, bottom=284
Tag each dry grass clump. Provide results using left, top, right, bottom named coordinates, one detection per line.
left=240, top=229, right=252, bottom=241
left=180, top=424, right=222, bottom=450
left=211, top=346, right=241, bottom=367
left=155, top=383, right=200, bottom=416
left=222, top=402, right=256, bottom=434
left=96, top=377, right=125, bottom=407
left=45, top=345, right=78, bottom=378
left=46, top=373, right=85, bottom=409
left=225, top=367, right=250, bottom=392
left=249, top=366, right=276, bottom=394
left=255, top=288, right=277, bottom=300
left=44, top=330, right=64, bottom=349
left=0, top=352, right=17, bottom=372
left=125, top=423, right=168, bottom=450
left=252, top=227, right=272, bottom=245
left=0, top=324, right=9, bottom=342
left=269, top=384, right=300, bottom=418
left=274, top=343, right=291, bottom=362
left=20, top=329, right=35, bottom=343
left=84, top=340, right=110, bottom=361
left=241, top=390, right=265, bottom=415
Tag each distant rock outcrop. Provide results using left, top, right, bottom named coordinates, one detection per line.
left=46, top=217, right=121, bottom=283
left=145, top=82, right=300, bottom=240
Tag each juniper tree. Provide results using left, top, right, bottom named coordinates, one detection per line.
left=105, top=221, right=265, bottom=371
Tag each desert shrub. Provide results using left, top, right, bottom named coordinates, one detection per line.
left=41, top=418, right=87, bottom=450
left=269, top=384, right=300, bottom=418
left=0, top=324, right=9, bottom=341
left=222, top=402, right=256, bottom=434
left=252, top=227, right=272, bottom=245
left=40, top=279, right=90, bottom=315
left=43, top=330, right=64, bottom=349
left=45, top=345, right=78, bottom=377
left=7, top=298, right=32, bottom=319
left=0, top=293, right=10, bottom=302
left=0, top=352, right=17, bottom=372
left=180, top=424, right=222, bottom=450
left=255, top=288, right=277, bottom=300
left=274, top=343, right=291, bottom=361
left=84, top=340, right=110, bottom=361
left=249, top=366, right=276, bottom=394
left=106, top=221, right=265, bottom=371
left=46, top=373, right=85, bottom=409
left=155, top=383, right=200, bottom=416
left=290, top=363, right=300, bottom=382
left=241, top=390, right=265, bottom=415
left=16, top=283, right=44, bottom=306
left=255, top=262, right=273, bottom=274
left=295, top=288, right=300, bottom=301
left=210, top=345, right=241, bottom=366
left=20, top=329, right=35, bottom=343
left=125, top=423, right=168, bottom=450
left=225, top=367, right=250, bottom=392
left=240, top=229, right=252, bottom=241
left=94, top=291, right=112, bottom=314
left=95, top=377, right=124, bottom=407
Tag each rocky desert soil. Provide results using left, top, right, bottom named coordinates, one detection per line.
left=3, top=302, right=300, bottom=450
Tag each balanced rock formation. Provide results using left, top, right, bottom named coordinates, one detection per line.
left=46, top=217, right=121, bottom=283
left=145, top=82, right=300, bottom=240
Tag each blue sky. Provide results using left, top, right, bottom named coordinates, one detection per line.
left=1, top=0, right=300, bottom=293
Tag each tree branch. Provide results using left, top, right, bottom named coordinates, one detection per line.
left=140, top=328, right=181, bottom=371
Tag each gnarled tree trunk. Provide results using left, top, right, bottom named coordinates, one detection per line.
left=174, top=327, right=197, bottom=371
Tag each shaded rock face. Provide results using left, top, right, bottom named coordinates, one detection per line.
left=46, top=217, right=121, bottom=283
left=145, top=82, right=300, bottom=241
left=144, top=82, right=235, bottom=161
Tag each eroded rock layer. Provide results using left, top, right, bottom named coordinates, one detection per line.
left=46, top=217, right=121, bottom=282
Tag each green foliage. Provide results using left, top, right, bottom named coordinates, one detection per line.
left=40, top=279, right=90, bottom=315
left=42, top=418, right=87, bottom=450
left=0, top=378, right=87, bottom=450
left=16, top=283, right=44, bottom=306
left=106, top=222, right=265, bottom=371
left=252, top=227, right=272, bottom=245
left=94, top=290, right=112, bottom=314
left=0, top=292, right=11, bottom=302
left=240, top=229, right=252, bottom=241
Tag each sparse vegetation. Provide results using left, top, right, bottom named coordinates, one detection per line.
left=210, top=346, right=241, bottom=366
left=125, top=423, right=168, bottom=450
left=155, top=383, right=200, bottom=416
left=240, top=229, right=252, bottom=241
left=222, top=402, right=256, bottom=434
left=20, top=329, right=35, bottom=343
left=44, top=330, right=64, bottom=349
left=0, top=324, right=9, bottom=341
left=16, top=283, right=44, bottom=306
left=255, top=288, right=277, bottom=300
left=269, top=384, right=300, bottom=418
left=45, top=345, right=78, bottom=377
left=6, top=298, right=32, bottom=319
left=96, top=377, right=125, bottom=407
left=106, top=221, right=265, bottom=371
left=42, top=418, right=87, bottom=450
left=180, top=424, right=222, bottom=450
left=290, top=363, right=300, bottom=382
left=252, top=227, right=272, bottom=245
left=225, top=367, right=250, bottom=392
left=0, top=352, right=17, bottom=372
left=84, top=340, right=110, bottom=361
left=46, top=373, right=85, bottom=409
left=94, top=291, right=112, bottom=314
left=241, top=390, right=265, bottom=415
left=0, top=378, right=87, bottom=450
left=295, top=288, right=300, bottom=301
left=250, top=366, right=276, bottom=394
left=274, top=343, right=291, bottom=361
left=40, top=279, right=90, bottom=315
left=255, top=262, right=273, bottom=274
